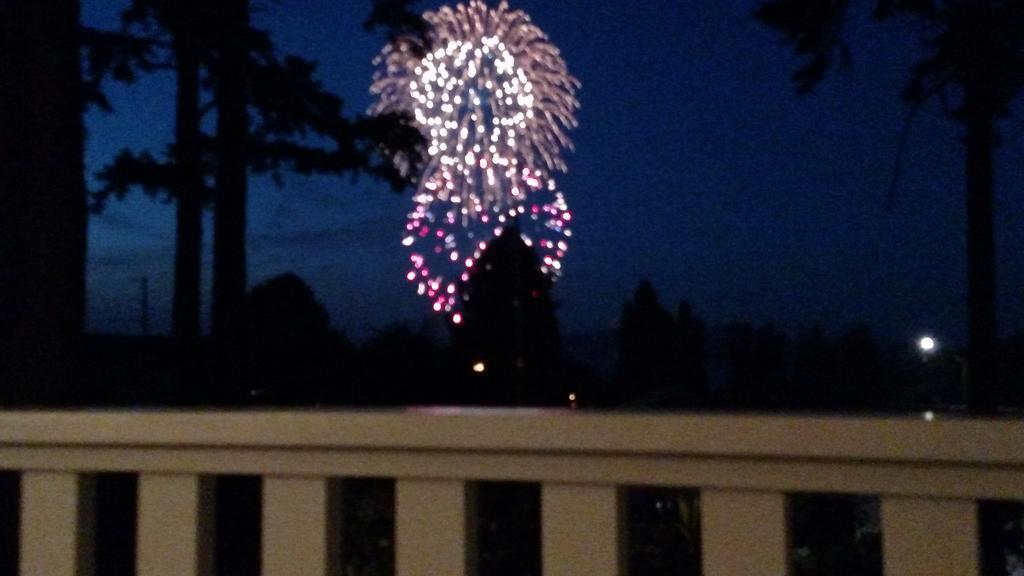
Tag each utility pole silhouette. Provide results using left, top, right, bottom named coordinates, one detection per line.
left=139, top=276, right=149, bottom=336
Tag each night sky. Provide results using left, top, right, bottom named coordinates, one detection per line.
left=82, top=0, right=1023, bottom=346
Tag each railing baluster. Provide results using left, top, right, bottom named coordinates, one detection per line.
left=137, top=474, right=214, bottom=576
left=262, top=477, right=341, bottom=576
left=20, top=472, right=95, bottom=576
left=396, top=479, right=477, bottom=576
left=541, top=484, right=625, bottom=576
left=881, top=496, right=978, bottom=576
left=701, top=489, right=788, bottom=576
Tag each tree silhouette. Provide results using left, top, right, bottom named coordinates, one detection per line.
left=365, top=0, right=429, bottom=48
left=243, top=273, right=350, bottom=405
left=616, top=280, right=678, bottom=403
left=354, top=324, right=454, bottom=406
left=676, top=302, right=710, bottom=404
left=213, top=0, right=250, bottom=398
left=789, top=323, right=837, bottom=409
left=214, top=0, right=427, bottom=398
left=164, top=1, right=208, bottom=398
left=834, top=324, right=885, bottom=410
left=755, top=0, right=1024, bottom=414
left=615, top=288, right=711, bottom=408
left=724, top=322, right=789, bottom=408
left=755, top=322, right=789, bottom=406
left=724, top=322, right=760, bottom=407
left=0, top=1, right=87, bottom=404
left=88, top=1, right=423, bottom=399
left=86, top=1, right=229, bottom=398
left=454, top=229, right=562, bottom=406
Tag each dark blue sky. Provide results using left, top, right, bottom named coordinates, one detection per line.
left=82, top=0, right=1023, bottom=345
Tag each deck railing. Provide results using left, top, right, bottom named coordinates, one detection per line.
left=0, top=409, right=1022, bottom=576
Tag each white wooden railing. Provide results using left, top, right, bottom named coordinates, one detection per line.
left=0, top=409, right=1022, bottom=576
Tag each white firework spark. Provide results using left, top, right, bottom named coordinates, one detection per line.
left=372, top=0, right=579, bottom=315
left=372, top=0, right=579, bottom=213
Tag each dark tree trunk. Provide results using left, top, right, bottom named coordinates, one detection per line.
left=964, top=103, right=997, bottom=415
left=0, top=0, right=87, bottom=405
left=172, top=26, right=205, bottom=402
left=213, top=0, right=250, bottom=401
left=964, top=4, right=1011, bottom=574
left=962, top=1, right=998, bottom=416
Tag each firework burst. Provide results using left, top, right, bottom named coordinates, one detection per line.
left=372, top=0, right=579, bottom=315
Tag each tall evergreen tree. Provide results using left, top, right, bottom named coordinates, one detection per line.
left=210, top=0, right=427, bottom=397
left=89, top=1, right=423, bottom=401
left=454, top=229, right=561, bottom=406
left=835, top=324, right=884, bottom=409
left=789, top=323, right=837, bottom=409
left=755, top=322, right=789, bottom=406
left=616, top=280, right=678, bottom=402
left=724, top=321, right=757, bottom=406
left=676, top=302, right=710, bottom=404
left=724, top=321, right=789, bottom=408
left=87, top=0, right=225, bottom=398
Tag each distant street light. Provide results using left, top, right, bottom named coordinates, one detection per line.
left=918, top=336, right=938, bottom=354
left=472, top=361, right=486, bottom=374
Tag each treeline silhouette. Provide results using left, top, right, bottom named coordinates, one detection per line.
left=81, top=272, right=1024, bottom=414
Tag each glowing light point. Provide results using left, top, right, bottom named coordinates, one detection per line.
left=472, top=361, right=486, bottom=373
left=918, top=336, right=937, bottom=354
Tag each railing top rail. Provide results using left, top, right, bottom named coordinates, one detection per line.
left=0, top=409, right=1020, bottom=467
